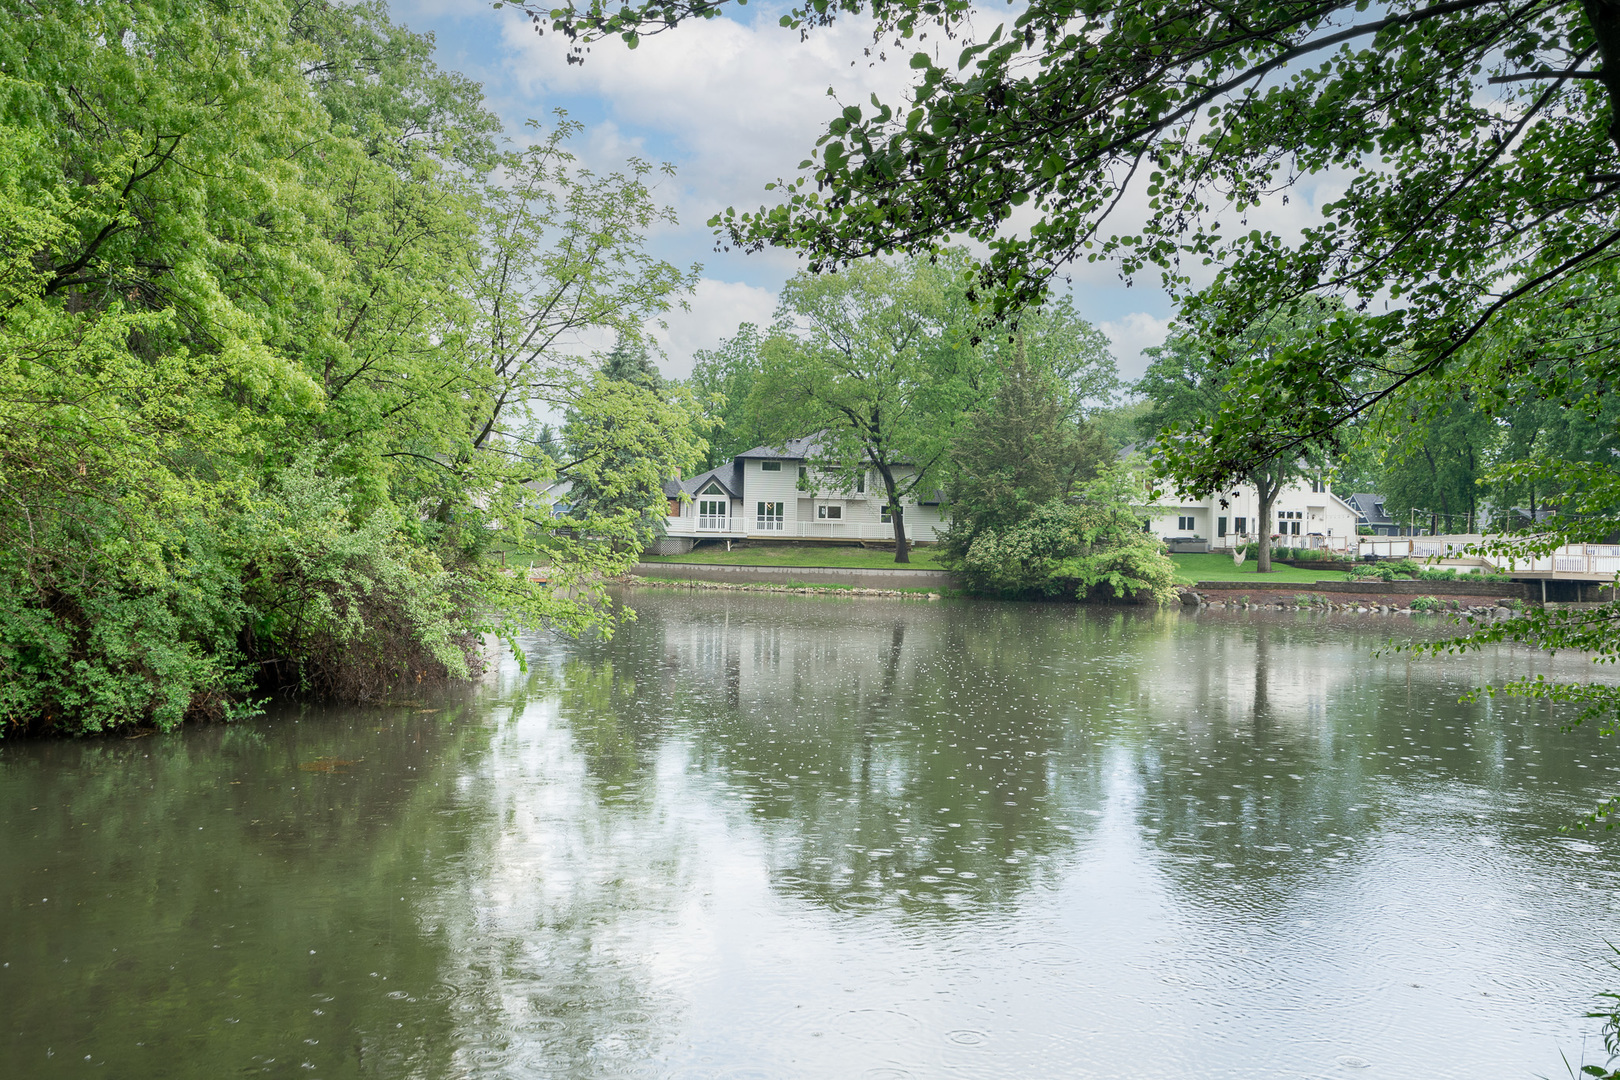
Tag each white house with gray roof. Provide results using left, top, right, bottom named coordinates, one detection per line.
left=656, top=435, right=947, bottom=552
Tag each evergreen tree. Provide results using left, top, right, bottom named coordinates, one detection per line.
left=941, top=339, right=1111, bottom=561
left=599, top=333, right=663, bottom=390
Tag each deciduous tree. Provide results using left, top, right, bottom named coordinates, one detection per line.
left=750, top=253, right=987, bottom=562
left=688, top=323, right=770, bottom=469
left=1136, top=304, right=1338, bottom=571
left=0, top=0, right=707, bottom=732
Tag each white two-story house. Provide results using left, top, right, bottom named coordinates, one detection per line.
left=1147, top=476, right=1360, bottom=550
left=657, top=435, right=948, bottom=553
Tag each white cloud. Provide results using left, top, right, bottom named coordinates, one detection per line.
left=1099, top=312, right=1174, bottom=385
left=400, top=4, right=1379, bottom=345
left=648, top=277, right=780, bottom=380
left=501, top=12, right=919, bottom=220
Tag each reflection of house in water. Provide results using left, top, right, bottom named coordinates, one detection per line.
left=654, top=603, right=937, bottom=724
left=1133, top=619, right=1369, bottom=736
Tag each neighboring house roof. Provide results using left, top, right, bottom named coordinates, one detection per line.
left=1317, top=488, right=1362, bottom=527
left=528, top=477, right=573, bottom=501
left=1348, top=492, right=1394, bottom=526
left=676, top=432, right=940, bottom=502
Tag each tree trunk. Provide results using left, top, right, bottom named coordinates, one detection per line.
left=874, top=461, right=910, bottom=562
left=1584, top=0, right=1620, bottom=153
left=1253, top=467, right=1278, bottom=573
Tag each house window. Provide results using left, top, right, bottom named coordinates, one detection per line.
left=1291, top=520, right=1301, bottom=535
left=1311, top=478, right=1325, bottom=493
left=817, top=504, right=842, bottom=520
left=856, top=471, right=866, bottom=494
left=1178, top=515, right=1196, bottom=531
left=1218, top=516, right=1227, bottom=538
left=1235, top=516, right=1247, bottom=534
left=880, top=504, right=892, bottom=524
left=756, top=501, right=784, bottom=531
left=698, top=497, right=728, bottom=530
left=798, top=466, right=807, bottom=482
left=760, top=460, right=781, bottom=472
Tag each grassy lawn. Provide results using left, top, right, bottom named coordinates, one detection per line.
left=1170, top=553, right=1353, bottom=585
left=640, top=542, right=948, bottom=570
left=525, top=542, right=1349, bottom=583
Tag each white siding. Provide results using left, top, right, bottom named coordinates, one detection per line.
left=663, top=457, right=947, bottom=542
left=742, top=459, right=801, bottom=536
left=1147, top=479, right=1359, bottom=547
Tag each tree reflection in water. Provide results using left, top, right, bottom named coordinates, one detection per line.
left=7, top=591, right=1620, bottom=1079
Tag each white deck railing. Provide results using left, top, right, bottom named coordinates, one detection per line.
left=665, top=517, right=921, bottom=542
left=1204, top=531, right=1619, bottom=577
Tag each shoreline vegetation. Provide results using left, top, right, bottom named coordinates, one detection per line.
left=1, top=1, right=712, bottom=738
left=642, top=545, right=1353, bottom=585
left=1, top=1, right=1162, bottom=738
left=625, top=568, right=1532, bottom=615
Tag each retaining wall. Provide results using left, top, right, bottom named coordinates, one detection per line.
left=1193, top=578, right=1534, bottom=599
left=633, top=562, right=958, bottom=590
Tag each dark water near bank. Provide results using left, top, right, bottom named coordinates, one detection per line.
left=6, top=593, right=1620, bottom=1078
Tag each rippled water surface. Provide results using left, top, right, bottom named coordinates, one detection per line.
left=6, top=592, right=1620, bottom=1078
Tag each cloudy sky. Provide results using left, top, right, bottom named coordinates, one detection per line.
left=389, top=0, right=1340, bottom=386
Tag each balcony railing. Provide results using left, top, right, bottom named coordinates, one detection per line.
left=662, top=517, right=929, bottom=542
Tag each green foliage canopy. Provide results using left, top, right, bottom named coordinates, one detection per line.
left=531, top=0, right=1620, bottom=499
left=952, top=466, right=1177, bottom=603
left=749, top=253, right=988, bottom=562
left=939, top=336, right=1112, bottom=561
left=1135, top=302, right=1338, bottom=571
left=0, top=0, right=706, bottom=733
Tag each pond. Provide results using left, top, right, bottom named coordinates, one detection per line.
left=4, top=590, right=1620, bottom=1078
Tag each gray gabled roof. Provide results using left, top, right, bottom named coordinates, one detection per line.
left=1349, top=492, right=1393, bottom=525
left=677, top=462, right=743, bottom=500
